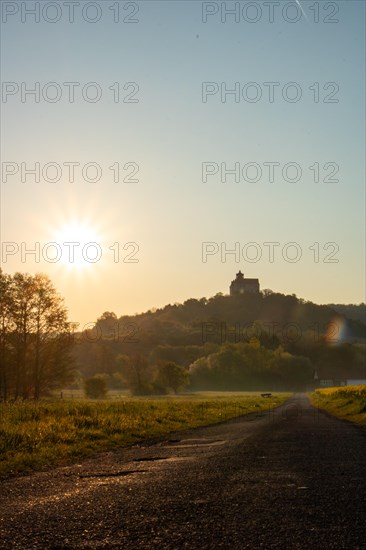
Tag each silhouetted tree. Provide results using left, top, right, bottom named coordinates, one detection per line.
left=0, top=270, right=14, bottom=400
left=156, top=362, right=189, bottom=394
left=125, top=354, right=152, bottom=395
left=0, top=270, right=74, bottom=399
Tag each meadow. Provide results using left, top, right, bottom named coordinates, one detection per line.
left=311, top=385, right=366, bottom=425
left=0, top=392, right=289, bottom=478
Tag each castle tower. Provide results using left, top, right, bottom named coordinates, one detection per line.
left=230, top=271, right=260, bottom=295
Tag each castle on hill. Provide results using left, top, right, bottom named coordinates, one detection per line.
left=230, top=271, right=260, bottom=295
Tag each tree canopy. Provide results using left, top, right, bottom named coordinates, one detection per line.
left=0, top=270, right=74, bottom=400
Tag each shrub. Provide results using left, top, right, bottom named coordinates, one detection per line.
left=84, top=376, right=108, bottom=399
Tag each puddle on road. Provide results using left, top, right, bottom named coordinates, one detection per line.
left=165, top=438, right=226, bottom=448
left=133, top=457, right=169, bottom=462
left=79, top=470, right=147, bottom=479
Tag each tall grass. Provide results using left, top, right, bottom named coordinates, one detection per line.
left=0, top=393, right=289, bottom=477
left=311, top=385, right=366, bottom=424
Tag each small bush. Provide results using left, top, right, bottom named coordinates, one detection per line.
left=84, top=376, right=108, bottom=399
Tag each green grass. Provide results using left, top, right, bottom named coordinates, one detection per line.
left=0, top=392, right=289, bottom=478
left=310, top=385, right=366, bottom=425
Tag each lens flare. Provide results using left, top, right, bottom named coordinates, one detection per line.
left=325, top=317, right=348, bottom=345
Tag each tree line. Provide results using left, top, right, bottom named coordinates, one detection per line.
left=1, top=271, right=364, bottom=399
left=83, top=356, right=190, bottom=398
left=0, top=270, right=74, bottom=400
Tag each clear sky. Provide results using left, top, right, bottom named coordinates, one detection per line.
left=1, top=0, right=365, bottom=327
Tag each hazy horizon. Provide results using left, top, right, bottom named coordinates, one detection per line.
left=1, top=0, right=365, bottom=326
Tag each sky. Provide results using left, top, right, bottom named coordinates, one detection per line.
left=1, top=0, right=365, bottom=328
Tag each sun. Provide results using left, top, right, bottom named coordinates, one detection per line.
left=53, top=221, right=103, bottom=271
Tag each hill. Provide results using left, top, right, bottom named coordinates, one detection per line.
left=71, top=292, right=366, bottom=392
left=92, top=291, right=365, bottom=348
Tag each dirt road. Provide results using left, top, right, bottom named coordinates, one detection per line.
left=1, top=394, right=365, bottom=549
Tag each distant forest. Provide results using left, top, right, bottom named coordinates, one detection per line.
left=1, top=270, right=365, bottom=399
left=327, top=303, right=366, bottom=324
left=72, top=291, right=366, bottom=395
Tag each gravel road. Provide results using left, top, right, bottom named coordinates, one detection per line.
left=1, top=394, right=365, bottom=549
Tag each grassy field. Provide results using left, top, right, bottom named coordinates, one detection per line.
left=311, top=385, right=366, bottom=425
left=0, top=392, right=289, bottom=478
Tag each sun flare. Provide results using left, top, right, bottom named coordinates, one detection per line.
left=53, top=221, right=103, bottom=271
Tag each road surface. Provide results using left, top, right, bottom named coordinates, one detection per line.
left=1, top=394, right=365, bottom=549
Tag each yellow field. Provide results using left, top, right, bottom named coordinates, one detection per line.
left=311, top=385, right=366, bottom=425
left=0, top=392, right=290, bottom=478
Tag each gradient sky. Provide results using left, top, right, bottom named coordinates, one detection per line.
left=1, top=0, right=365, bottom=327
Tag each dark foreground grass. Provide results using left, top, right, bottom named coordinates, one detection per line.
left=0, top=393, right=289, bottom=477
left=310, top=385, right=366, bottom=426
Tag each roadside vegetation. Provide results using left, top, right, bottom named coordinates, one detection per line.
left=311, top=385, right=366, bottom=425
left=0, top=392, right=289, bottom=478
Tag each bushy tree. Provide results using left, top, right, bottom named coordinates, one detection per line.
left=189, top=342, right=314, bottom=391
left=156, top=362, right=189, bottom=394
left=271, top=348, right=314, bottom=390
left=0, top=270, right=74, bottom=400
left=0, top=271, right=14, bottom=400
left=125, top=354, right=153, bottom=395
